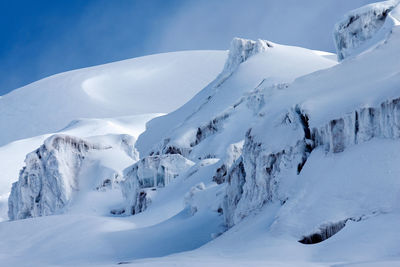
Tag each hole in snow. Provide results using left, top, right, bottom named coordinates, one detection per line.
left=298, top=219, right=347, bottom=244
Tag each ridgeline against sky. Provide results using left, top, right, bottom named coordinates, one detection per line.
left=0, top=0, right=376, bottom=95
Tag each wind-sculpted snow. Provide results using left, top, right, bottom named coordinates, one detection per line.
left=136, top=37, right=336, bottom=161
left=121, top=154, right=194, bottom=215
left=8, top=135, right=105, bottom=220
left=0, top=51, right=226, bottom=146
left=334, top=0, right=398, bottom=60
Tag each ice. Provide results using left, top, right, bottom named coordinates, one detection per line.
left=121, top=154, right=194, bottom=215
left=2, top=1, right=400, bottom=266
left=8, top=134, right=136, bottom=220
left=333, top=0, right=399, bottom=60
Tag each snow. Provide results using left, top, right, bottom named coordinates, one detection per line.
left=0, top=50, right=226, bottom=146
left=121, top=154, right=195, bottom=216
left=7, top=134, right=138, bottom=220
left=2, top=138, right=400, bottom=266
left=333, top=0, right=399, bottom=61
left=2, top=1, right=400, bottom=266
left=0, top=113, right=160, bottom=221
left=136, top=38, right=337, bottom=160
left=0, top=156, right=224, bottom=266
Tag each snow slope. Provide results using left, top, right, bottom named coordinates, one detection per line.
left=136, top=38, right=337, bottom=159
left=2, top=1, right=400, bottom=266
left=1, top=139, right=400, bottom=266
left=0, top=156, right=225, bottom=266
left=0, top=50, right=226, bottom=146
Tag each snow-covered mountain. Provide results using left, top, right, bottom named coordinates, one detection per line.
left=0, top=50, right=226, bottom=146
left=1, top=1, right=400, bottom=266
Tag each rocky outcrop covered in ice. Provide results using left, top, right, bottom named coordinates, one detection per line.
left=333, top=1, right=398, bottom=61
left=121, top=154, right=194, bottom=215
left=8, top=135, right=106, bottom=220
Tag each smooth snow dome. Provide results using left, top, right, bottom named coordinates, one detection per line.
left=0, top=50, right=226, bottom=146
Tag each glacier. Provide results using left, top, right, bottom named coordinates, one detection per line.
left=2, top=1, right=400, bottom=266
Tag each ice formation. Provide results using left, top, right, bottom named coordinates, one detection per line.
left=8, top=134, right=136, bottom=220
left=334, top=0, right=398, bottom=60
left=121, top=154, right=194, bottom=215
left=8, top=135, right=105, bottom=220
left=222, top=37, right=273, bottom=74
left=4, top=2, right=400, bottom=265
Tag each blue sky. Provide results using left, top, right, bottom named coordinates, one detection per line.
left=0, top=0, right=376, bottom=95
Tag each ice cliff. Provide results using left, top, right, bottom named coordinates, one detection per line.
left=8, top=135, right=104, bottom=220
left=8, top=134, right=136, bottom=220
left=121, top=154, right=194, bottom=215
left=223, top=96, right=400, bottom=226
left=334, top=0, right=398, bottom=60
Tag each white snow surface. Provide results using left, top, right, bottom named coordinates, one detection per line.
left=2, top=1, right=400, bottom=266
left=0, top=50, right=226, bottom=146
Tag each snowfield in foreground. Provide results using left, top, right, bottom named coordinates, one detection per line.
left=1, top=1, right=400, bottom=266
